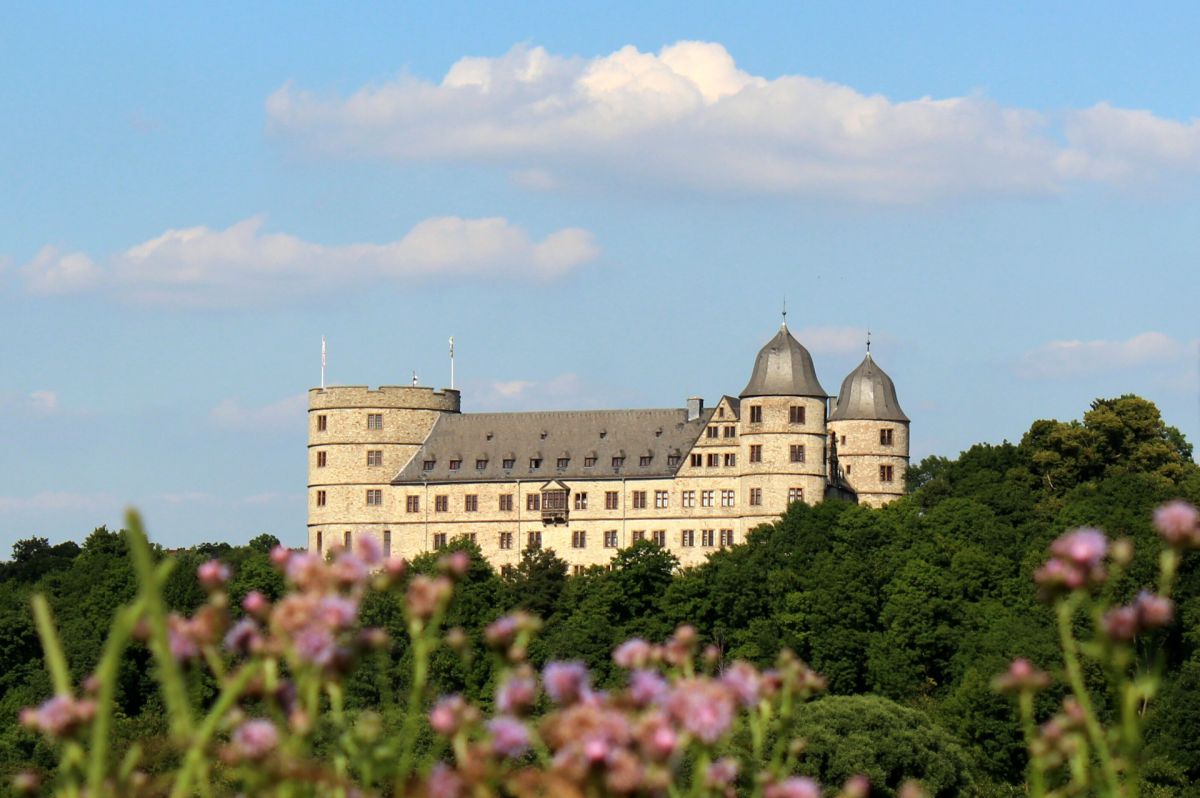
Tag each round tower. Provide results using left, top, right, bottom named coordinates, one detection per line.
left=827, top=351, right=909, bottom=507
left=308, top=385, right=460, bottom=557
left=738, top=324, right=830, bottom=510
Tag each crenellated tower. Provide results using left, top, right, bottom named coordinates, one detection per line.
left=827, top=350, right=909, bottom=506
left=737, top=323, right=830, bottom=509
left=308, top=385, right=460, bottom=556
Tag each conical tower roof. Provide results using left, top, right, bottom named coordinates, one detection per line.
left=740, top=325, right=828, bottom=399
left=829, top=353, right=908, bottom=422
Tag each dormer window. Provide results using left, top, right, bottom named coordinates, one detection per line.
left=530, top=458, right=542, bottom=469
left=584, top=456, right=597, bottom=467
left=612, top=456, right=625, bottom=468
left=557, top=457, right=570, bottom=468
left=449, top=459, right=462, bottom=471
left=639, top=455, right=652, bottom=467
left=503, top=457, right=515, bottom=469
left=476, top=458, right=488, bottom=469
left=667, top=455, right=681, bottom=468
left=422, top=459, right=435, bottom=470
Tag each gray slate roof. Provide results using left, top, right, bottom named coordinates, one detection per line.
left=829, top=353, right=909, bottom=422
left=392, top=407, right=715, bottom=485
left=740, top=325, right=828, bottom=399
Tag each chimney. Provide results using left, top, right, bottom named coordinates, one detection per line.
left=686, top=397, right=704, bottom=421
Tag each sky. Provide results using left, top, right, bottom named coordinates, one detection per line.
left=2, top=2, right=1198, bottom=553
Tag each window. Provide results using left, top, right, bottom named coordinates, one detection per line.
left=529, top=458, right=542, bottom=469
left=789, top=406, right=806, bottom=424
left=706, top=426, right=719, bottom=439
left=317, top=415, right=327, bottom=431
left=788, top=487, right=803, bottom=504
left=406, top=495, right=420, bottom=513
left=880, top=465, right=895, bottom=482
left=749, top=487, right=762, bottom=506
left=721, top=490, right=735, bottom=507
left=573, top=565, right=585, bottom=576
left=499, top=532, right=513, bottom=550
left=632, top=531, right=645, bottom=543
left=718, top=406, right=725, bottom=418
left=667, top=455, right=680, bottom=468
left=366, top=489, right=382, bottom=506
left=433, top=533, right=447, bottom=550
left=476, top=458, right=488, bottom=470
left=449, top=459, right=462, bottom=471
left=749, top=445, right=762, bottom=463
left=639, top=455, right=652, bottom=466
left=585, top=456, right=597, bottom=467
left=383, top=530, right=391, bottom=558
left=316, top=489, right=326, bottom=507
left=632, top=491, right=647, bottom=509
left=316, top=530, right=323, bottom=553
left=841, top=435, right=847, bottom=446
left=574, top=492, right=588, bottom=510
left=612, top=456, right=625, bottom=468
left=605, top=491, right=619, bottom=510
left=462, top=532, right=477, bottom=544
left=724, top=426, right=737, bottom=438
left=367, top=450, right=383, bottom=467
left=435, top=495, right=448, bottom=513
left=604, top=530, right=619, bottom=548
left=655, top=490, right=669, bottom=509
left=344, top=530, right=352, bottom=548
left=423, top=459, right=436, bottom=470
left=526, top=494, right=541, bottom=511
left=572, top=530, right=587, bottom=548
left=723, top=453, right=736, bottom=467
left=720, top=529, right=734, bottom=546
left=749, top=406, right=762, bottom=423
left=691, top=453, right=703, bottom=467
left=557, top=457, right=570, bottom=468
left=465, top=494, right=478, bottom=512
left=880, top=428, right=894, bottom=446
left=503, top=458, right=516, bottom=469
left=652, top=530, right=666, bottom=547
left=501, top=565, right=514, bottom=577
left=316, top=450, right=327, bottom=467
left=682, top=490, right=695, bottom=508
left=701, top=490, right=714, bottom=507
left=367, top=413, right=383, bottom=430
left=681, top=529, right=695, bottom=547
left=500, top=494, right=514, bottom=511
left=526, top=531, right=542, bottom=549
left=790, top=445, right=806, bottom=463
left=701, top=529, right=715, bottom=547
left=706, top=453, right=719, bottom=467
left=845, top=464, right=851, bottom=475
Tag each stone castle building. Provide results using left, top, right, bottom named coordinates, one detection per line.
left=307, top=324, right=909, bottom=571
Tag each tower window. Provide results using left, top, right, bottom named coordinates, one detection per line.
left=572, top=530, right=587, bottom=548
left=880, top=465, right=895, bottom=482
left=316, top=451, right=327, bottom=467
left=367, top=450, right=383, bottom=467
left=749, top=406, right=762, bottom=423
left=880, top=428, right=894, bottom=446
left=749, top=488, right=762, bottom=506
left=787, top=487, right=803, bottom=504
left=366, top=489, right=382, bottom=506
left=789, top=406, right=805, bottom=424
left=790, top=445, right=805, bottom=463
left=749, top=445, right=762, bottom=463
left=367, top=413, right=383, bottom=430
left=383, top=530, right=391, bottom=558
left=316, top=489, right=326, bottom=507
left=316, top=530, right=323, bottom=553
left=316, top=415, right=327, bottom=432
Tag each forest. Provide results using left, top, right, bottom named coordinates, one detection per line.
left=2, top=394, right=1198, bottom=796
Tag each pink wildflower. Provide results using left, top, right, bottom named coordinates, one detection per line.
left=993, top=658, right=1051, bottom=693
left=543, top=661, right=590, bottom=705
left=496, top=672, right=537, bottom=714
left=1102, top=606, right=1140, bottom=642
left=442, top=550, right=471, bottom=577
left=269, top=545, right=292, bottom=568
left=426, top=762, right=463, bottom=798
left=487, top=716, right=530, bottom=758
left=721, top=660, right=762, bottom=707
left=628, top=669, right=668, bottom=706
left=1135, top=591, right=1174, bottom=627
left=1154, top=500, right=1200, bottom=548
left=765, top=777, right=821, bottom=798
left=332, top=552, right=368, bottom=586
left=706, top=757, right=740, bottom=788
left=1050, top=528, right=1108, bottom=569
left=667, top=679, right=735, bottom=744
left=613, top=638, right=653, bottom=669
left=354, top=533, right=384, bottom=566
left=429, top=695, right=469, bottom=737
left=406, top=575, right=452, bottom=621
left=20, top=694, right=94, bottom=737
left=197, top=559, right=230, bottom=591
left=241, top=590, right=270, bottom=617
left=294, top=626, right=336, bottom=666
left=231, top=719, right=278, bottom=761
left=223, top=618, right=262, bottom=656
left=317, top=595, right=359, bottom=629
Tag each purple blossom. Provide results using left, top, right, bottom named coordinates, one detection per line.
left=354, top=533, right=384, bottom=566
left=231, top=719, right=278, bottom=761
left=1136, top=591, right=1174, bottom=627
left=766, top=777, right=821, bottom=798
left=613, top=638, right=653, bottom=669
left=426, top=762, right=463, bottom=798
left=197, top=559, right=230, bottom=590
left=294, top=626, right=336, bottom=666
left=1154, top=501, right=1199, bottom=548
left=485, top=615, right=519, bottom=648
left=317, top=595, right=359, bottom=629
left=20, top=694, right=91, bottom=737
left=223, top=618, right=261, bottom=656
left=543, top=661, right=590, bottom=705
left=332, top=552, right=368, bottom=586
left=487, top=716, right=531, bottom=758
left=242, top=590, right=269, bottom=616
left=720, top=661, right=762, bottom=707
left=1050, top=528, right=1108, bottom=569
left=628, top=669, right=668, bottom=706
left=667, top=679, right=734, bottom=744
left=496, top=673, right=537, bottom=714
left=1102, top=606, right=1140, bottom=642
left=706, top=757, right=740, bottom=788
left=429, top=695, right=466, bottom=736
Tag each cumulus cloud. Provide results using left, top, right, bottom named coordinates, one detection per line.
left=266, top=41, right=1200, bottom=202
left=18, top=216, right=598, bottom=305
left=472, top=373, right=590, bottom=410
left=1019, top=332, right=1190, bottom=379
left=211, top=393, right=308, bottom=430
left=0, top=491, right=117, bottom=514
left=28, top=390, right=59, bottom=415
left=794, top=326, right=872, bottom=355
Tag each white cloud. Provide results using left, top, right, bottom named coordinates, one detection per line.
left=265, top=41, right=1200, bottom=202
left=794, top=326, right=871, bottom=355
left=211, top=393, right=307, bottom=430
left=22, top=246, right=101, bottom=294
left=1019, top=332, right=1189, bottom=379
left=472, top=372, right=590, bottom=410
left=18, top=216, right=598, bottom=305
left=28, top=390, right=59, bottom=415
left=0, top=491, right=117, bottom=514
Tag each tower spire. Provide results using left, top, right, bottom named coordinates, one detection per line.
left=866, top=328, right=871, bottom=354
left=781, top=296, right=788, bottom=329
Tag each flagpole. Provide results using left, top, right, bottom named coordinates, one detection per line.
left=320, top=336, right=326, bottom=389
left=449, top=336, right=455, bottom=390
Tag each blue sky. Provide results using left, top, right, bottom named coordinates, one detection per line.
left=2, top=2, right=1198, bottom=551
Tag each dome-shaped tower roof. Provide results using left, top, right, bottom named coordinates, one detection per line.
left=829, top=353, right=908, bottom=422
left=740, top=325, right=828, bottom=399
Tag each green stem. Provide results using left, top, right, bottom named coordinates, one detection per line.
left=168, top=662, right=259, bottom=798
left=396, top=629, right=431, bottom=780
left=1056, top=598, right=1122, bottom=795
left=87, top=599, right=145, bottom=796
left=1018, top=690, right=1045, bottom=798
left=31, top=594, right=72, bottom=695
left=125, top=510, right=194, bottom=739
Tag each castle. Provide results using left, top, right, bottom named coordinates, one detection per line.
left=307, top=324, right=909, bottom=571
